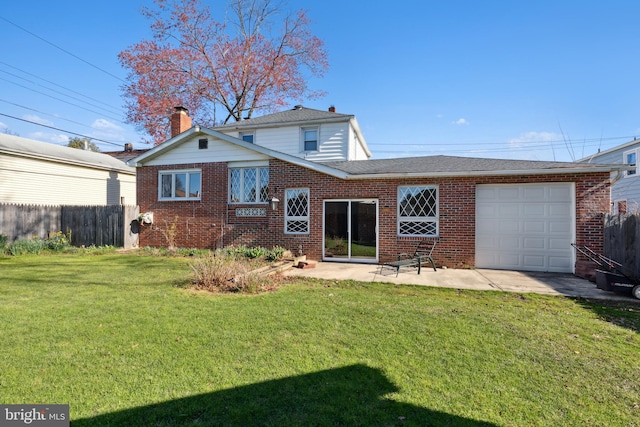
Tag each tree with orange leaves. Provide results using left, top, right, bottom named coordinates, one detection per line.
left=119, top=0, right=328, bottom=144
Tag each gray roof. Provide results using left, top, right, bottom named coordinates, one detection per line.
left=325, top=155, right=616, bottom=176
left=214, top=105, right=353, bottom=130
left=0, top=133, right=135, bottom=174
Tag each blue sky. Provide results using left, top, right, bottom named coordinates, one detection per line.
left=1, top=1, right=639, bottom=162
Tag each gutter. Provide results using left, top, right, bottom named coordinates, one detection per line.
left=338, top=165, right=628, bottom=180
left=0, top=148, right=136, bottom=175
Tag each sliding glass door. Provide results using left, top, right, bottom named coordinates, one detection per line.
left=323, top=199, right=378, bottom=262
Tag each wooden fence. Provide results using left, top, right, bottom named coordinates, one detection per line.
left=0, top=204, right=139, bottom=249
left=604, top=213, right=640, bottom=278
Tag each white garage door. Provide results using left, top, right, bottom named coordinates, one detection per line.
left=476, top=183, right=575, bottom=273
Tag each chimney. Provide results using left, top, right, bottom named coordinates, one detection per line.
left=124, top=143, right=133, bottom=152
left=328, top=105, right=336, bottom=113
left=170, top=106, right=192, bottom=137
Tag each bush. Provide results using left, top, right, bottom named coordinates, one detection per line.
left=189, top=252, right=274, bottom=294
left=266, top=245, right=286, bottom=261
left=46, top=231, right=71, bottom=251
left=8, top=237, right=47, bottom=256
left=223, top=245, right=287, bottom=262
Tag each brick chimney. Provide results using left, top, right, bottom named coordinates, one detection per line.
left=328, top=105, right=336, bottom=113
left=170, top=106, right=192, bottom=137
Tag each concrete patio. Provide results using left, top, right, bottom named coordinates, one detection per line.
left=284, top=261, right=639, bottom=302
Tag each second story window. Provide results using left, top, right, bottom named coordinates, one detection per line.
left=240, top=132, right=254, bottom=143
left=624, top=150, right=637, bottom=176
left=302, top=127, right=318, bottom=152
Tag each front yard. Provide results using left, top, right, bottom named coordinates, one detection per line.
left=0, top=253, right=638, bottom=426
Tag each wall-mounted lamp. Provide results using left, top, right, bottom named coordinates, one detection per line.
left=269, top=197, right=280, bottom=211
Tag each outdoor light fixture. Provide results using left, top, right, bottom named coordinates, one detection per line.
left=269, top=197, right=280, bottom=211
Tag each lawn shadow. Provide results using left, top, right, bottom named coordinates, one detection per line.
left=73, top=364, right=497, bottom=426
left=574, top=298, right=640, bottom=333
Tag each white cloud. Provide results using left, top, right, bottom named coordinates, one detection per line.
left=92, top=119, right=123, bottom=132
left=435, top=114, right=444, bottom=119
left=507, top=131, right=571, bottom=161
left=452, top=118, right=469, bottom=126
left=28, top=131, right=69, bottom=144
left=0, top=121, right=7, bottom=130
left=23, top=114, right=54, bottom=127
left=508, top=131, right=559, bottom=147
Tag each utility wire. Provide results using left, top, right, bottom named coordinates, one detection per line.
left=0, top=61, right=123, bottom=114
left=0, top=69, right=122, bottom=117
left=0, top=16, right=126, bottom=83
left=0, top=77, right=125, bottom=123
left=0, top=98, right=101, bottom=131
left=0, top=112, right=126, bottom=148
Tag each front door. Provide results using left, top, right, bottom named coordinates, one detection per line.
left=323, top=199, right=378, bottom=262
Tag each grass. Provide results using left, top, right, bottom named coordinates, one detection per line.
left=0, top=253, right=639, bottom=426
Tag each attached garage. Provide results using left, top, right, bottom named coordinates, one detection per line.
left=475, top=183, right=575, bottom=273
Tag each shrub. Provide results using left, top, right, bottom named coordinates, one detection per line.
left=266, top=245, right=286, bottom=261
left=46, top=231, right=71, bottom=252
left=189, top=252, right=274, bottom=294
left=8, top=237, right=47, bottom=256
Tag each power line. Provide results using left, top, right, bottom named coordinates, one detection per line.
left=0, top=112, right=126, bottom=148
left=0, top=16, right=126, bottom=83
left=0, top=77, right=125, bottom=123
left=0, top=69, right=122, bottom=117
left=0, top=61, right=123, bottom=115
left=0, top=98, right=100, bottom=130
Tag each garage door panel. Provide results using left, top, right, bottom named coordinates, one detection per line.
left=524, top=220, right=545, bottom=233
left=523, top=203, right=546, bottom=216
left=523, top=237, right=545, bottom=249
left=499, top=236, right=520, bottom=250
left=476, top=183, right=574, bottom=273
left=499, top=220, right=520, bottom=233
left=498, top=188, right=520, bottom=200
left=523, top=255, right=546, bottom=269
left=523, top=187, right=545, bottom=199
left=498, top=254, right=521, bottom=268
left=549, top=186, right=572, bottom=199
left=498, top=204, right=520, bottom=216
left=549, top=238, right=569, bottom=250
left=549, top=204, right=571, bottom=216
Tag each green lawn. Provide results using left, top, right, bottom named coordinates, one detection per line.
left=0, top=253, right=639, bottom=426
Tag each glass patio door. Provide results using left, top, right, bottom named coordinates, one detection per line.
left=323, top=199, right=378, bottom=262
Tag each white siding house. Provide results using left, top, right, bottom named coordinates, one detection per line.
left=579, top=139, right=640, bottom=213
left=0, top=133, right=136, bottom=205
left=215, top=105, right=371, bottom=162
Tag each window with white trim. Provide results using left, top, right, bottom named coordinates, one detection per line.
left=624, top=149, right=638, bottom=176
left=229, top=167, right=269, bottom=203
left=301, top=127, right=318, bottom=152
left=159, top=170, right=201, bottom=200
left=285, top=188, right=309, bottom=234
left=240, top=132, right=254, bottom=143
left=397, top=185, right=438, bottom=236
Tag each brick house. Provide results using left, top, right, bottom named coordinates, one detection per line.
left=131, top=106, right=623, bottom=274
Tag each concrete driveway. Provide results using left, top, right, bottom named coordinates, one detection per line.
left=284, top=262, right=638, bottom=302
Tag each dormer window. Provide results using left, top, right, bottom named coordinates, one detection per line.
left=240, top=132, right=254, bottom=144
left=624, top=149, right=637, bottom=176
left=302, top=127, right=318, bottom=152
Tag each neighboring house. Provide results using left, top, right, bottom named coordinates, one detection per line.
left=579, top=139, right=640, bottom=213
left=0, top=133, right=136, bottom=205
left=131, top=106, right=623, bottom=274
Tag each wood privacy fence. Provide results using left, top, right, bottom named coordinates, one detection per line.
left=0, top=204, right=139, bottom=249
left=604, top=213, right=640, bottom=278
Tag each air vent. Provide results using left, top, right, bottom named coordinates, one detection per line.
left=198, top=139, right=208, bottom=149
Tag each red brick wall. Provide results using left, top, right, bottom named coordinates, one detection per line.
left=137, top=160, right=610, bottom=272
